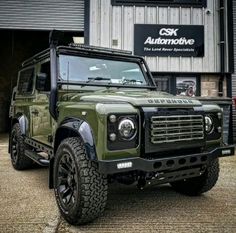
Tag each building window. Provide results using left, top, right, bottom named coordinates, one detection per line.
left=153, top=76, right=170, bottom=93
left=111, top=0, right=207, bottom=7
left=153, top=74, right=201, bottom=97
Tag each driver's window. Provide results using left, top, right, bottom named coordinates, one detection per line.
left=38, top=61, right=51, bottom=92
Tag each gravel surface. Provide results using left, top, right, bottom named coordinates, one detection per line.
left=0, top=134, right=236, bottom=233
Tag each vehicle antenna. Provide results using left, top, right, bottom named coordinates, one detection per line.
left=67, top=61, right=69, bottom=100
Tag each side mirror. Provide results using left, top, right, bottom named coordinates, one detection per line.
left=36, top=73, right=48, bottom=91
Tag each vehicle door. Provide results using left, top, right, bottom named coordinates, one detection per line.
left=15, top=65, right=36, bottom=138
left=31, top=59, right=52, bottom=146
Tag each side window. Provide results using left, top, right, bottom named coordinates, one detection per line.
left=18, top=67, right=34, bottom=95
left=37, top=61, right=51, bottom=92
left=153, top=75, right=171, bottom=93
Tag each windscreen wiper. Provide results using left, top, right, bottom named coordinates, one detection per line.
left=122, top=78, right=143, bottom=85
left=86, top=77, right=111, bottom=83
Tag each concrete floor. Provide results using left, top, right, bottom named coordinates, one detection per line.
left=0, top=134, right=236, bottom=233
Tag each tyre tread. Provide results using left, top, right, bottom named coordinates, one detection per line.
left=54, top=137, right=108, bottom=225
left=171, top=159, right=219, bottom=196
left=10, top=123, right=33, bottom=170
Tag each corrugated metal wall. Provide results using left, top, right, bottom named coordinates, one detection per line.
left=0, top=0, right=84, bottom=31
left=89, top=0, right=221, bottom=73
left=232, top=0, right=236, bottom=142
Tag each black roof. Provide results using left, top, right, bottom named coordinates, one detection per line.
left=21, top=44, right=141, bottom=68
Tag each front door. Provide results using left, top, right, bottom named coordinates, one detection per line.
left=31, top=59, right=52, bottom=146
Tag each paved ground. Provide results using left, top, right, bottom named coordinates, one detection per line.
left=0, top=134, right=236, bottom=233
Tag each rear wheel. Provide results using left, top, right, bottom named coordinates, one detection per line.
left=10, top=123, right=34, bottom=170
left=53, top=137, right=108, bottom=225
left=170, top=158, right=219, bottom=196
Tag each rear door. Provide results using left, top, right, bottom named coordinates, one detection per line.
left=15, top=66, right=36, bottom=138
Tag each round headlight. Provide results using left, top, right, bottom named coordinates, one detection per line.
left=205, top=116, right=214, bottom=133
left=118, top=118, right=137, bottom=140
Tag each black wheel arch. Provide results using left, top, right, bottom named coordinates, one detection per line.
left=49, top=118, right=97, bottom=189
left=53, top=117, right=97, bottom=161
left=11, top=113, right=29, bottom=135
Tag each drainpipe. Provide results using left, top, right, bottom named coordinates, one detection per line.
left=219, top=0, right=225, bottom=97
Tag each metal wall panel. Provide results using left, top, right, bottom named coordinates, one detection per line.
left=232, top=0, right=236, bottom=141
left=0, top=0, right=84, bottom=31
left=89, top=0, right=221, bottom=73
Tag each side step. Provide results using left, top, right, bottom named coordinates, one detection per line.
left=25, top=150, right=49, bottom=167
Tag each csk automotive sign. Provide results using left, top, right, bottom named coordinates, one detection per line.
left=134, top=24, right=204, bottom=57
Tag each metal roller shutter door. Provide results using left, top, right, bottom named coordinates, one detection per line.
left=0, top=0, right=84, bottom=31
left=232, top=0, right=236, bottom=141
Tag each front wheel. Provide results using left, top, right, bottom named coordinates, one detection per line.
left=53, top=137, right=108, bottom=225
left=170, top=158, right=219, bottom=196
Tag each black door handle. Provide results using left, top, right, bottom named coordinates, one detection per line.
left=31, top=109, right=39, bottom=115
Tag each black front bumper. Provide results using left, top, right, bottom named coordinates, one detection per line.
left=98, top=146, right=235, bottom=174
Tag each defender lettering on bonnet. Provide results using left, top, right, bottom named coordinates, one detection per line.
left=147, top=98, right=193, bottom=104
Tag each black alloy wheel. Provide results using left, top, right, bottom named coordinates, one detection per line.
left=57, top=152, right=78, bottom=210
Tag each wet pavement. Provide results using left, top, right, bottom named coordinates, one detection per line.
left=0, top=134, right=236, bottom=233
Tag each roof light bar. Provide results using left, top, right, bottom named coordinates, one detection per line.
left=68, top=43, right=132, bottom=55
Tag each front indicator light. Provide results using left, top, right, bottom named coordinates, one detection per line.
left=217, top=127, right=222, bottom=133
left=109, top=114, right=117, bottom=123
left=109, top=133, right=117, bottom=141
left=117, top=162, right=133, bottom=169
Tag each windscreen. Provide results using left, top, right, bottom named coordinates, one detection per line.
left=59, top=54, right=148, bottom=86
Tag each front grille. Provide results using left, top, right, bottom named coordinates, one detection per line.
left=150, top=115, right=204, bottom=144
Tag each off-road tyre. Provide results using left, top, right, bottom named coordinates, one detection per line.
left=10, top=123, right=34, bottom=170
left=53, top=137, right=108, bottom=225
left=170, top=158, right=219, bottom=196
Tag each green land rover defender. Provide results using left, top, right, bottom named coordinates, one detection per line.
left=9, top=32, right=234, bottom=225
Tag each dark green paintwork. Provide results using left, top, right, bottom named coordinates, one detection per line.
left=11, top=52, right=223, bottom=161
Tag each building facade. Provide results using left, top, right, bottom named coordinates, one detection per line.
left=87, top=0, right=233, bottom=99
left=0, top=0, right=234, bottom=141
